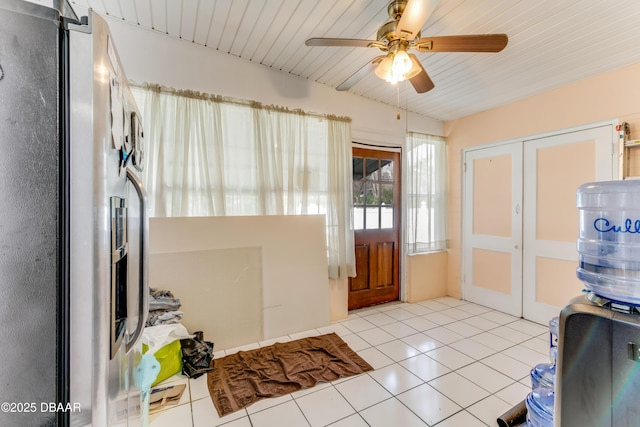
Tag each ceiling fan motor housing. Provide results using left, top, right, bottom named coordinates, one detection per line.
left=377, top=22, right=420, bottom=52
left=378, top=0, right=420, bottom=45
left=387, top=0, right=408, bottom=19
left=377, top=20, right=399, bottom=44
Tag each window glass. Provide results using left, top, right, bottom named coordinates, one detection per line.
left=365, top=207, right=379, bottom=229
left=353, top=157, right=364, bottom=181
left=365, top=158, right=379, bottom=180
left=352, top=156, right=396, bottom=230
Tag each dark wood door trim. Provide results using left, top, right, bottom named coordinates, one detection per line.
left=349, top=147, right=401, bottom=310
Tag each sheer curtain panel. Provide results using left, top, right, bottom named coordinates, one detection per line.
left=132, top=85, right=355, bottom=279
left=405, top=132, right=447, bottom=253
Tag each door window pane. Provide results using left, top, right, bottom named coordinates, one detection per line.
left=354, top=207, right=364, bottom=230
left=366, top=158, right=379, bottom=180
left=380, top=183, right=393, bottom=205
left=353, top=182, right=364, bottom=205
left=353, top=157, right=363, bottom=181
left=381, top=207, right=394, bottom=229
left=366, top=207, right=379, bottom=229
left=380, top=160, right=393, bottom=181
left=365, top=183, right=379, bottom=205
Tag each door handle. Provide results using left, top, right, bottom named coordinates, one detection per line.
left=125, top=168, right=149, bottom=353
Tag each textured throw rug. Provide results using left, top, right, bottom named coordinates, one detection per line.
left=207, top=332, right=373, bottom=417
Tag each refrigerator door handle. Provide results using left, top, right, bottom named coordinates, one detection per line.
left=125, top=168, right=149, bottom=353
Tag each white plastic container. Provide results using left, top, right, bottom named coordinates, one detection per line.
left=576, top=180, right=640, bottom=305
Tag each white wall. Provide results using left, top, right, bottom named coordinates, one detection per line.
left=103, top=16, right=444, bottom=146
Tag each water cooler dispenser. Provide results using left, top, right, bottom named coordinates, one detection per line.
left=556, top=180, right=640, bottom=427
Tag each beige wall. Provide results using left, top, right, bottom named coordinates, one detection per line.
left=405, top=252, right=448, bottom=303
left=444, top=61, right=640, bottom=298
left=149, top=216, right=331, bottom=349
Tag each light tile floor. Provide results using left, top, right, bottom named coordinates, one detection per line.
left=149, top=297, right=549, bottom=427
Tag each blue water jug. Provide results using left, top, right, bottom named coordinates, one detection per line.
left=576, top=180, right=640, bottom=305
left=526, top=387, right=554, bottom=427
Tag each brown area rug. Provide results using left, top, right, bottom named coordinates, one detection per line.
left=207, top=332, right=373, bottom=417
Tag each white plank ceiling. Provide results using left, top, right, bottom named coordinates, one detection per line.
left=69, top=0, right=640, bottom=121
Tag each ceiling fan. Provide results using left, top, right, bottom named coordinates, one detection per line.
left=305, top=0, right=508, bottom=94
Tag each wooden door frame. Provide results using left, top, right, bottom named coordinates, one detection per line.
left=349, top=145, right=402, bottom=310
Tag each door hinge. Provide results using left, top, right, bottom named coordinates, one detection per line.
left=463, top=162, right=467, bottom=173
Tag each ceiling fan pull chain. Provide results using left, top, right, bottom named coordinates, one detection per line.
left=397, top=84, right=401, bottom=120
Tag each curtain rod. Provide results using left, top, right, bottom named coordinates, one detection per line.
left=129, top=81, right=352, bottom=123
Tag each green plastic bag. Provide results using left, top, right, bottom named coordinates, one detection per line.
left=143, top=340, right=183, bottom=386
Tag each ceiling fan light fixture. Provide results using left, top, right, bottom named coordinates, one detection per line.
left=375, top=48, right=421, bottom=84
left=375, top=53, right=395, bottom=83
left=404, top=54, right=422, bottom=80
left=392, top=49, right=412, bottom=75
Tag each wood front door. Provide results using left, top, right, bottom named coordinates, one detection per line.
left=349, top=147, right=400, bottom=310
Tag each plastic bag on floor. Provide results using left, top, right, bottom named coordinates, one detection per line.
left=142, top=323, right=191, bottom=355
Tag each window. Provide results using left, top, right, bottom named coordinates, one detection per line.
left=132, top=85, right=355, bottom=278
left=353, top=157, right=396, bottom=230
left=406, top=132, right=447, bottom=253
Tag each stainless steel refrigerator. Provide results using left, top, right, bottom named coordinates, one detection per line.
left=0, top=1, right=148, bottom=425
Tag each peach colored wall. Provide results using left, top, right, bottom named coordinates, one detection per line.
left=329, top=278, right=349, bottom=321
left=444, top=61, right=640, bottom=298
left=405, top=251, right=448, bottom=302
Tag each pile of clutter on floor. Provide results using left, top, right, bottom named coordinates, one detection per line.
left=147, top=288, right=183, bottom=327
left=138, top=287, right=216, bottom=415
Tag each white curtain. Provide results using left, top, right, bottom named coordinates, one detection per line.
left=132, top=84, right=356, bottom=279
left=327, top=119, right=356, bottom=278
left=405, top=131, right=447, bottom=253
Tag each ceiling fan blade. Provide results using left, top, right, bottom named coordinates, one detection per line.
left=408, top=54, right=434, bottom=93
left=415, top=34, right=508, bottom=52
left=395, top=0, right=441, bottom=41
left=336, top=56, right=384, bottom=91
left=305, top=38, right=378, bottom=48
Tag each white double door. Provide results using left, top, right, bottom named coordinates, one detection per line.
left=462, top=123, right=617, bottom=324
